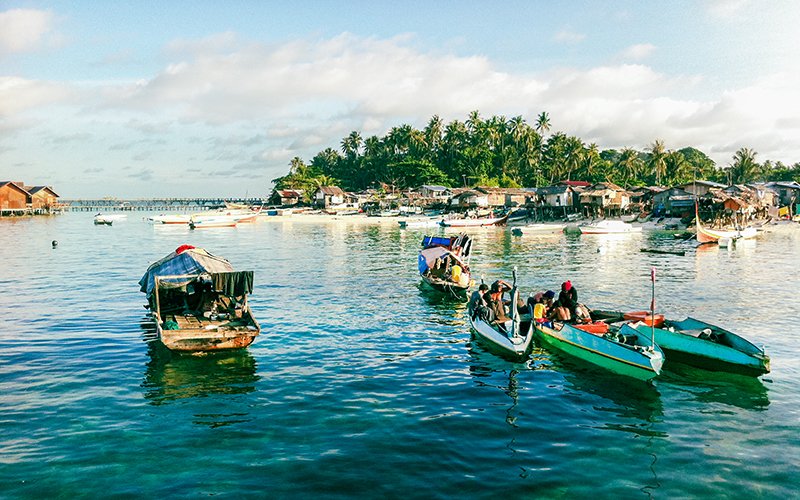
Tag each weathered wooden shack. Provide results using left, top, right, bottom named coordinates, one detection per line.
left=0, top=181, right=31, bottom=214
left=25, top=186, right=60, bottom=210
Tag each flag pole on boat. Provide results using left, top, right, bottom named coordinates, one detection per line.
left=650, top=267, right=656, bottom=350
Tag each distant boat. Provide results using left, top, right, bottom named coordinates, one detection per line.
left=510, top=223, right=565, bottom=236
left=440, top=213, right=509, bottom=227
left=535, top=321, right=664, bottom=381
left=696, top=218, right=757, bottom=244
left=468, top=272, right=535, bottom=359
left=189, top=215, right=238, bottom=229
left=632, top=317, right=769, bottom=377
left=94, top=213, right=127, bottom=225
left=418, top=233, right=473, bottom=295
left=148, top=214, right=192, bottom=224
left=139, top=245, right=260, bottom=352
left=399, top=217, right=442, bottom=229
left=579, top=220, right=642, bottom=234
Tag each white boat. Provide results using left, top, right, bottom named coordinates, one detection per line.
left=510, top=223, right=565, bottom=236
left=579, top=220, right=642, bottom=234
left=148, top=214, right=192, bottom=224
left=189, top=215, right=238, bottom=229
left=399, top=218, right=442, bottom=229
left=468, top=271, right=535, bottom=359
left=94, top=213, right=127, bottom=225
left=440, top=213, right=509, bottom=227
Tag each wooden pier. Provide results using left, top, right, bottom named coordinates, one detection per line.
left=61, top=198, right=269, bottom=212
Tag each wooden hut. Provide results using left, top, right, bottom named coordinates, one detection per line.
left=0, top=181, right=31, bottom=214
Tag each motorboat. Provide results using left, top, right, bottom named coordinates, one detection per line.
left=578, top=220, right=642, bottom=234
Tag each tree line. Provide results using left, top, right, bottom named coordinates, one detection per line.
left=272, top=111, right=800, bottom=199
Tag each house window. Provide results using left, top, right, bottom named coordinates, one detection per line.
left=556, top=196, right=560, bottom=205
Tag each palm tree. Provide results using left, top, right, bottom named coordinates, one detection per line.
left=664, top=150, right=688, bottom=185
left=617, top=148, right=643, bottom=187
left=564, top=136, right=584, bottom=181
left=535, top=111, right=551, bottom=136
left=729, top=148, right=759, bottom=184
left=646, top=139, right=667, bottom=186
left=341, top=131, right=362, bottom=158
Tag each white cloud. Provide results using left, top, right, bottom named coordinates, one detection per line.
left=3, top=32, right=800, bottom=196
left=706, top=0, right=751, bottom=19
left=553, top=30, right=586, bottom=44
left=620, top=43, right=656, bottom=61
left=0, top=9, right=55, bottom=56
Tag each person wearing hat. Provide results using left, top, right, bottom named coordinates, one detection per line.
left=558, top=280, right=578, bottom=318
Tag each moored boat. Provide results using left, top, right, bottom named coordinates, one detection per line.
left=535, top=321, right=663, bottom=381
left=696, top=218, right=757, bottom=243
left=94, top=213, right=127, bottom=225
left=440, top=213, right=509, bottom=227
left=139, top=244, right=260, bottom=352
left=510, top=223, right=565, bottom=236
left=189, top=215, right=238, bottom=229
left=578, top=220, right=642, bottom=234
left=632, top=317, right=770, bottom=376
left=418, top=233, right=473, bottom=295
left=399, top=217, right=442, bottom=229
left=148, top=214, right=192, bottom=224
left=468, top=273, right=534, bottom=359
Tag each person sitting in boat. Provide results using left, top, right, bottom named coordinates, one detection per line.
left=468, top=283, right=489, bottom=316
left=486, top=282, right=511, bottom=332
left=533, top=290, right=555, bottom=326
left=558, top=280, right=578, bottom=317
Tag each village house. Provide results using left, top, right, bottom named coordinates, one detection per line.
left=679, top=180, right=726, bottom=197
left=537, top=185, right=577, bottom=207
left=766, top=181, right=800, bottom=207
left=314, top=186, right=345, bottom=208
left=449, top=189, right=489, bottom=209
left=652, top=188, right=695, bottom=216
left=419, top=185, right=451, bottom=200
left=25, top=186, right=60, bottom=211
left=275, top=189, right=304, bottom=206
left=579, top=182, right=630, bottom=216
left=0, top=181, right=31, bottom=214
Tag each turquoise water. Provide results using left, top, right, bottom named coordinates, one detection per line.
left=1, top=214, right=798, bottom=498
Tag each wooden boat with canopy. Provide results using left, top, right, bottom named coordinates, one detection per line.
left=418, top=234, right=473, bottom=295
left=440, top=212, right=509, bottom=227
left=139, top=245, right=260, bottom=352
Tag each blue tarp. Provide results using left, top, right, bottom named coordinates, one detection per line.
left=138, top=247, right=234, bottom=298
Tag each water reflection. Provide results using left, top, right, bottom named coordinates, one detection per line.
left=661, top=364, right=770, bottom=411
left=141, top=343, right=259, bottom=406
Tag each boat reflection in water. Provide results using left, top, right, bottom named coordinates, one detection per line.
left=660, top=363, right=770, bottom=411
left=141, top=336, right=260, bottom=427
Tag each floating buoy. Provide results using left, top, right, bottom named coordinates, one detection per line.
left=51, top=240, right=58, bottom=248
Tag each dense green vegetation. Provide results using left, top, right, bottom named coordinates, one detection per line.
left=272, top=111, right=800, bottom=197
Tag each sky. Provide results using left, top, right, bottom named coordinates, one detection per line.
left=1, top=0, right=799, bottom=198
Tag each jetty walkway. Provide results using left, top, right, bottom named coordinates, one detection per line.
left=61, top=198, right=269, bottom=212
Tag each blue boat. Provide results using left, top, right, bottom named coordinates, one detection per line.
left=535, top=322, right=664, bottom=381
left=632, top=317, right=770, bottom=377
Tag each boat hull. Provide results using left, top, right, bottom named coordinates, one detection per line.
left=634, top=321, right=769, bottom=377
left=535, top=323, right=663, bottom=381
left=441, top=214, right=509, bottom=227
left=154, top=312, right=260, bottom=353
left=469, top=315, right=534, bottom=359
left=420, top=274, right=470, bottom=295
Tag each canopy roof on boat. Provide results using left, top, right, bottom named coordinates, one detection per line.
left=139, top=245, right=234, bottom=297
left=418, top=246, right=467, bottom=274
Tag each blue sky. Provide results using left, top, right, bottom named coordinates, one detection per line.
left=2, top=1, right=799, bottom=197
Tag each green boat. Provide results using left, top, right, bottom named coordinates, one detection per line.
left=535, top=322, right=664, bottom=381
left=632, top=318, right=770, bottom=377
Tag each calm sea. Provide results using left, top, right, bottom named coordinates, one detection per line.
left=1, top=213, right=798, bottom=498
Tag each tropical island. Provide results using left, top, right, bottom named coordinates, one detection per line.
left=271, top=111, right=800, bottom=200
